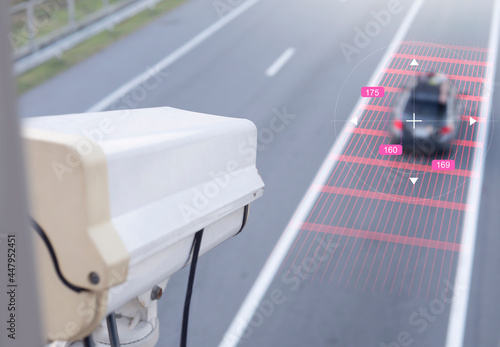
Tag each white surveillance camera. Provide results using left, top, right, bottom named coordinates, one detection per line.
left=22, top=107, right=264, bottom=344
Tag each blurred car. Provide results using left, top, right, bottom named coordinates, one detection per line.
left=390, top=73, right=461, bottom=153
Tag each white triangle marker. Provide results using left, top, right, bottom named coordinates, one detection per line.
left=409, top=177, right=418, bottom=185
left=470, top=116, right=477, bottom=125
left=351, top=116, right=358, bottom=126
left=410, top=59, right=419, bottom=66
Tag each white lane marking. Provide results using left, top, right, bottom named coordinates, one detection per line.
left=86, top=0, right=261, bottom=112
left=444, top=0, right=500, bottom=346
left=218, top=1, right=426, bottom=346
left=265, top=48, right=296, bottom=77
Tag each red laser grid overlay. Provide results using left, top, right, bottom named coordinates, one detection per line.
left=280, top=41, right=489, bottom=299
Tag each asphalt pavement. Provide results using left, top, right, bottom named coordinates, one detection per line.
left=17, top=0, right=500, bottom=346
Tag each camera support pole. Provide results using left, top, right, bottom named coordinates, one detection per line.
left=0, top=2, right=43, bottom=347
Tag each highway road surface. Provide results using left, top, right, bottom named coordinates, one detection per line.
left=18, top=0, right=500, bottom=346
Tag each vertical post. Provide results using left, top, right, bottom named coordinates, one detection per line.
left=0, top=2, right=43, bottom=347
left=27, top=0, right=36, bottom=53
left=67, top=0, right=75, bottom=29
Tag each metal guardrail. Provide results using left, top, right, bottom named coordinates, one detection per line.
left=11, top=0, right=161, bottom=75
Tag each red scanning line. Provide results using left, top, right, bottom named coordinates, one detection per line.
left=399, top=41, right=489, bottom=53
left=384, top=69, right=486, bottom=82
left=302, top=223, right=461, bottom=252
left=348, top=127, right=483, bottom=148
left=461, top=115, right=485, bottom=122
left=330, top=154, right=475, bottom=178
left=382, top=87, right=485, bottom=102
left=457, top=95, right=485, bottom=102
left=363, top=104, right=392, bottom=113
left=315, top=185, right=470, bottom=211
left=391, top=53, right=490, bottom=67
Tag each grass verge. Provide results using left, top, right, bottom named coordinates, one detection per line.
left=16, top=0, right=186, bottom=94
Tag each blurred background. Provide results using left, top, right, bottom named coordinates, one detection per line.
left=4, top=0, right=500, bottom=346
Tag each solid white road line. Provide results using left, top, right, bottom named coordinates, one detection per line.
left=444, top=0, right=500, bottom=346
left=218, top=1, right=426, bottom=346
left=86, top=0, right=261, bottom=112
left=265, top=48, right=296, bottom=77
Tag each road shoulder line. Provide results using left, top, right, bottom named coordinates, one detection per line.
left=444, top=0, right=500, bottom=346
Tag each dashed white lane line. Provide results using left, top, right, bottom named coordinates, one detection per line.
left=86, top=0, right=262, bottom=112
left=218, top=1, right=426, bottom=346
left=265, top=48, right=296, bottom=77
left=444, top=0, right=500, bottom=346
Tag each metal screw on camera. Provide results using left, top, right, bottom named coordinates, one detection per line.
left=151, top=285, right=163, bottom=301
left=89, top=272, right=100, bottom=285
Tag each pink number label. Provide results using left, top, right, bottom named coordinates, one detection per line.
left=432, top=160, right=455, bottom=171
left=379, top=144, right=402, bottom=156
left=362, top=86, right=385, bottom=98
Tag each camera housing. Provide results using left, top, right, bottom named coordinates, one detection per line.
left=22, top=107, right=264, bottom=342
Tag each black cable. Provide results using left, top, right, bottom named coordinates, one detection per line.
left=83, top=335, right=95, bottom=347
left=106, top=313, right=121, bottom=347
left=180, top=229, right=204, bottom=347
left=235, top=205, right=249, bottom=236
left=30, top=218, right=87, bottom=293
